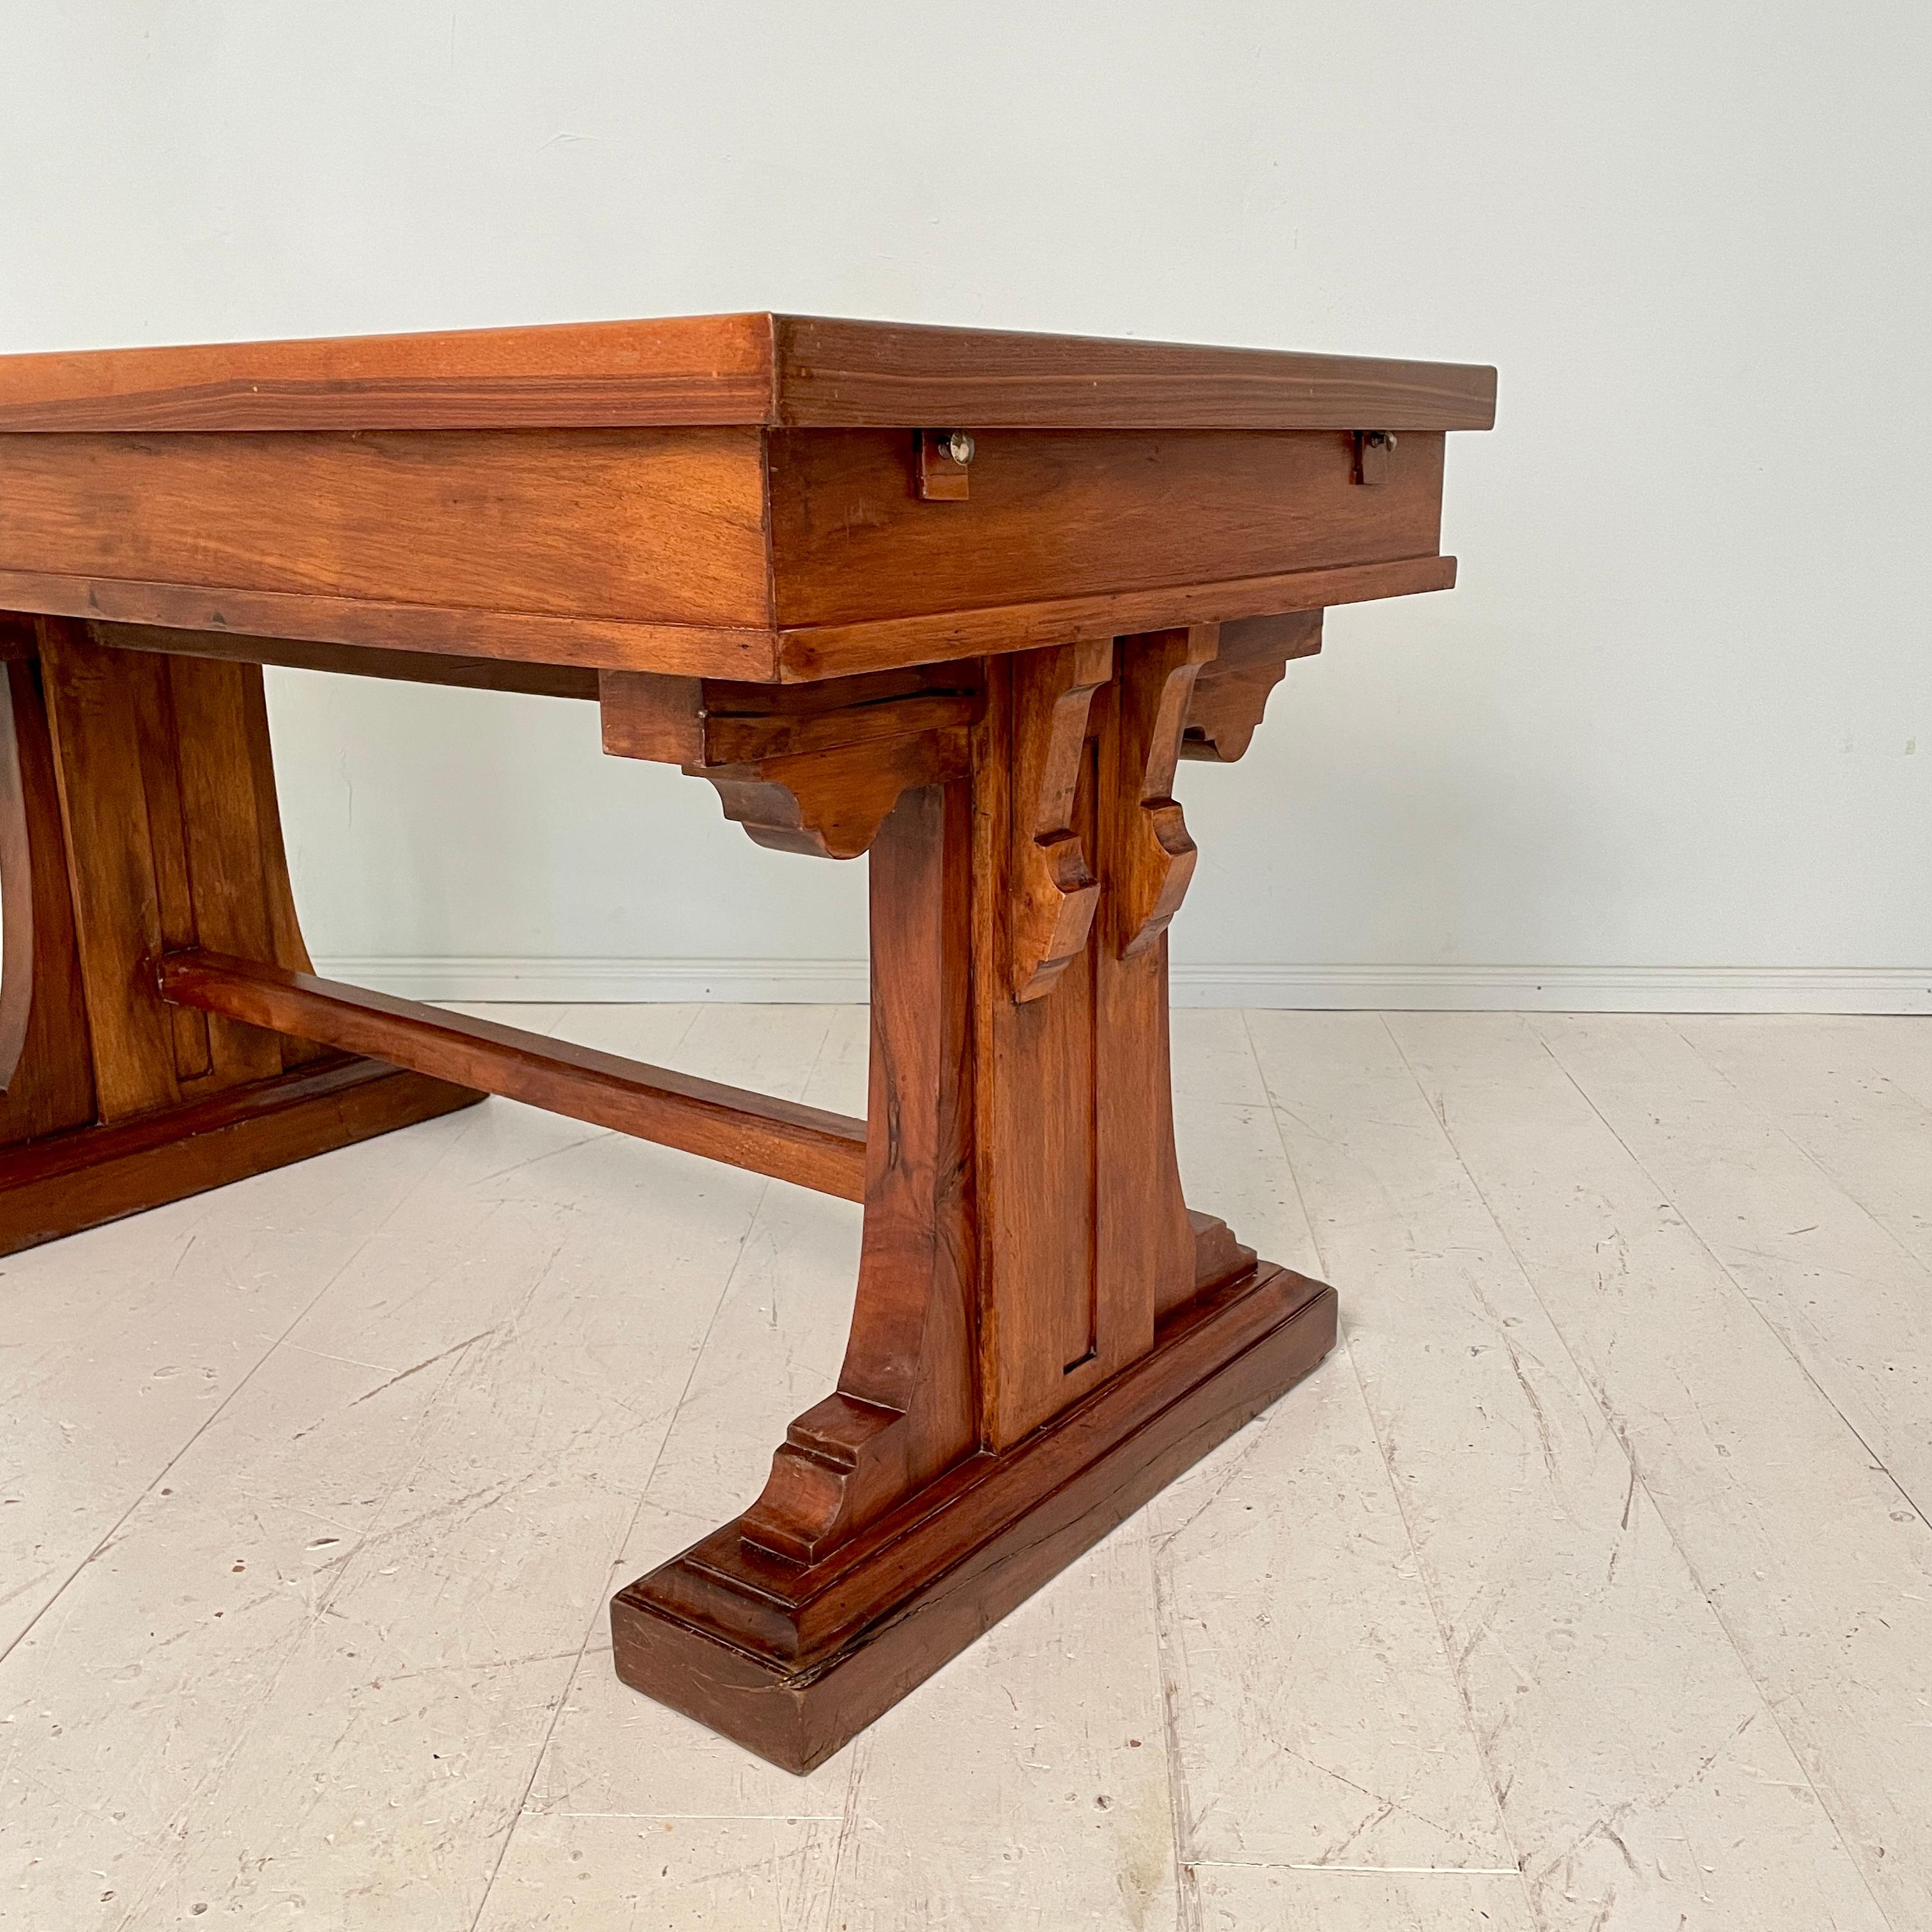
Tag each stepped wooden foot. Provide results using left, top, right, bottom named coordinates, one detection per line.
left=615, top=1253, right=1335, bottom=1774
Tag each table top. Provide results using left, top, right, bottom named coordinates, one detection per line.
left=0, top=312, right=1496, bottom=436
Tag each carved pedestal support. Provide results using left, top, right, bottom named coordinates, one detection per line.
left=0, top=617, right=482, bottom=1255
left=609, top=624, right=1338, bottom=1771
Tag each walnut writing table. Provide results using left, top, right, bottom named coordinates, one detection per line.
left=0, top=315, right=1494, bottom=1771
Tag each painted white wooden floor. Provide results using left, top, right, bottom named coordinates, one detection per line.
left=4, top=1008, right=1929, bottom=1931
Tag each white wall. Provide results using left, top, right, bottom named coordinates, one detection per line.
left=4, top=3, right=1928, bottom=1009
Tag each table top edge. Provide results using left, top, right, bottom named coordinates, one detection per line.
left=0, top=312, right=1497, bottom=434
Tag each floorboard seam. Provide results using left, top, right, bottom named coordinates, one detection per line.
left=1184, top=1858, right=1521, bottom=1874
left=1147, top=1525, right=1202, bottom=1932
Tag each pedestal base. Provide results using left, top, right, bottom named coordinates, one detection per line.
left=0, top=1056, right=483, bottom=1257
left=611, top=1260, right=1338, bottom=1774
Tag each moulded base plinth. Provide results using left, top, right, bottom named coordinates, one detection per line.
left=0, top=1055, right=483, bottom=1257
left=611, top=1259, right=1338, bottom=1773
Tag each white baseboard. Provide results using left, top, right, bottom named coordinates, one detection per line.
left=1165, top=963, right=1932, bottom=1013
left=310, top=956, right=1932, bottom=1015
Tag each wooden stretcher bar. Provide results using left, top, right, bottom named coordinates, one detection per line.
left=157, top=949, right=868, bottom=1202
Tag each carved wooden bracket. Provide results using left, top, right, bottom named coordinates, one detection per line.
left=1112, top=625, right=1219, bottom=956
left=601, top=664, right=980, bottom=859
left=1180, top=610, right=1322, bottom=763
left=602, top=607, right=1319, bottom=881
left=700, top=731, right=970, bottom=859
left=1008, top=637, right=1113, bottom=1002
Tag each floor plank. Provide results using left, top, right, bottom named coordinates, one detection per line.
left=1156, top=1015, right=1518, bottom=1882
left=1805, top=1016, right=1932, bottom=1116
left=8, top=1002, right=1931, bottom=1929
left=471, top=1814, right=840, bottom=1932
left=1393, top=1010, right=1931, bottom=1931
left=0, top=1006, right=832, bottom=1931
left=1188, top=1864, right=1538, bottom=1931
left=0, top=1110, right=471, bottom=1657
left=1675, top=1015, right=1932, bottom=1276
left=471, top=1006, right=863, bottom=1922
left=1248, top=1009, right=1891, bottom=1932
left=1538, top=1015, right=1932, bottom=1516
left=821, top=1519, right=1179, bottom=1932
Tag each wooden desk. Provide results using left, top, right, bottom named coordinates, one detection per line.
left=0, top=314, right=1494, bottom=1771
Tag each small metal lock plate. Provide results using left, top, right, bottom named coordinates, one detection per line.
left=916, top=429, right=975, bottom=500
left=1351, top=429, right=1397, bottom=487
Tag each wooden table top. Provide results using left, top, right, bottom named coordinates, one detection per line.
left=0, top=313, right=1496, bottom=436
left=0, top=314, right=1494, bottom=683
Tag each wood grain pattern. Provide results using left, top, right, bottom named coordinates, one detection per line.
left=0, top=312, right=1495, bottom=434
left=979, top=668, right=1107, bottom=1443
left=38, top=624, right=321, bottom=1121
left=158, top=949, right=867, bottom=1201
left=0, top=569, right=783, bottom=680
left=39, top=624, right=183, bottom=1118
left=1096, top=638, right=1220, bottom=1332
left=1094, top=935, right=1204, bottom=1331
left=976, top=648, right=1222, bottom=1448
left=0, top=310, right=1493, bottom=1779
left=599, top=663, right=979, bottom=765
left=697, top=732, right=972, bottom=861
left=767, top=427, right=1445, bottom=629
left=169, top=657, right=298, bottom=1085
left=0, top=313, right=781, bottom=433
left=0, top=622, right=470, bottom=1247
left=128, top=647, right=215, bottom=1080
left=739, top=783, right=976, bottom=1563
left=0, top=428, right=769, bottom=627
left=774, top=315, right=1495, bottom=431
left=0, top=431, right=1453, bottom=686
left=772, top=555, right=1453, bottom=682
left=0, top=558, right=1445, bottom=687
left=617, top=629, right=1339, bottom=1760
